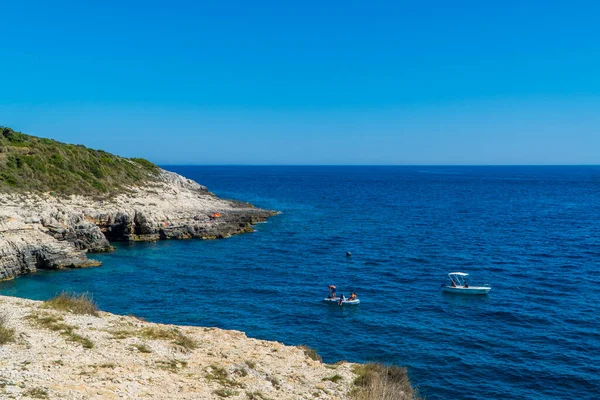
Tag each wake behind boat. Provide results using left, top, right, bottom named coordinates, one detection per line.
left=442, top=272, right=491, bottom=295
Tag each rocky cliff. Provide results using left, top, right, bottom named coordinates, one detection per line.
left=0, top=295, right=358, bottom=399
left=0, top=169, right=276, bottom=281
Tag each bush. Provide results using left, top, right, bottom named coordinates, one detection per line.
left=352, top=363, right=421, bottom=400
left=298, top=345, right=322, bottom=362
left=0, top=314, right=16, bottom=345
left=44, top=292, right=98, bottom=316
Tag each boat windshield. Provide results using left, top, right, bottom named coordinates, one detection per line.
left=448, top=273, right=469, bottom=286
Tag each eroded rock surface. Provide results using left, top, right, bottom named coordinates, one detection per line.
left=0, top=169, right=276, bottom=280
left=0, top=295, right=355, bottom=399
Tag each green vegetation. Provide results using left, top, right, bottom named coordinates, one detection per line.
left=351, top=363, right=421, bottom=400
left=0, top=314, right=15, bottom=345
left=0, top=126, right=159, bottom=196
left=44, top=292, right=98, bottom=316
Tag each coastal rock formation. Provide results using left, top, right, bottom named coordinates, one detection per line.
left=0, top=295, right=357, bottom=399
left=0, top=169, right=276, bottom=281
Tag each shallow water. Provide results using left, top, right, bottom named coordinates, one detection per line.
left=2, top=166, right=599, bottom=399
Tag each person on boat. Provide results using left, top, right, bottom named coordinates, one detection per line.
left=464, top=282, right=469, bottom=288
left=338, top=294, right=345, bottom=305
left=328, top=285, right=337, bottom=299
left=349, top=293, right=357, bottom=301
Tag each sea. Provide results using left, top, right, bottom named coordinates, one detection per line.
left=1, top=166, right=599, bottom=399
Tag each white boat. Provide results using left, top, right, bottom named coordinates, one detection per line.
left=442, top=272, right=491, bottom=295
left=323, top=297, right=360, bottom=305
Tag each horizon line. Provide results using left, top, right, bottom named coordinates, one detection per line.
left=158, top=164, right=600, bottom=167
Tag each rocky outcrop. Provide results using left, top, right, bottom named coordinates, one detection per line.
left=0, top=169, right=277, bottom=280
left=0, top=295, right=357, bottom=399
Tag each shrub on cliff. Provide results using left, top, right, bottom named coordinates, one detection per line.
left=44, top=292, right=99, bottom=316
left=0, top=126, right=160, bottom=196
left=0, top=313, right=16, bottom=345
left=352, top=363, right=422, bottom=400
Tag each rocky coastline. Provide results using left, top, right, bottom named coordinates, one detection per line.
left=0, top=169, right=276, bottom=281
left=0, top=295, right=358, bottom=399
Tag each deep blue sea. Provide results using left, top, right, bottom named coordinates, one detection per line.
left=2, top=166, right=600, bottom=399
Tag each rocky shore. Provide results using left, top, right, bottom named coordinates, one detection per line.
left=0, top=169, right=276, bottom=281
left=0, top=295, right=357, bottom=399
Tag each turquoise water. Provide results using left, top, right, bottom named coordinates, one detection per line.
left=2, top=166, right=600, bottom=399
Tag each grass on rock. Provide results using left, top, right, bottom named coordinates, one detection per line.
left=22, top=387, right=49, bottom=399
left=351, top=363, right=422, bottom=400
left=246, top=391, right=273, bottom=400
left=26, top=312, right=94, bottom=349
left=0, top=314, right=16, bottom=345
left=112, top=325, right=197, bottom=351
left=44, top=292, right=98, bottom=316
left=205, top=365, right=244, bottom=388
left=131, top=343, right=152, bottom=353
left=322, top=374, right=343, bottom=383
left=214, top=388, right=239, bottom=398
left=298, top=345, right=322, bottom=362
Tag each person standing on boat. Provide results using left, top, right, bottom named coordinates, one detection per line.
left=338, top=294, right=346, bottom=305
left=328, top=285, right=337, bottom=299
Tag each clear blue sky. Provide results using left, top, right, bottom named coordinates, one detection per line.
left=1, top=0, right=599, bottom=164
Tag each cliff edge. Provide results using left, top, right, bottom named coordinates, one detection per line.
left=0, top=295, right=358, bottom=399
left=0, top=127, right=276, bottom=280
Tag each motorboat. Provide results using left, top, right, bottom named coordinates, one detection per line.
left=323, top=297, right=360, bottom=305
left=442, top=272, right=491, bottom=295
left=324, top=285, right=359, bottom=304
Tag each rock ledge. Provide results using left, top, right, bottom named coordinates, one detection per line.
left=0, top=169, right=277, bottom=280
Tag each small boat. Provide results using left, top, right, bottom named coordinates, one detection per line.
left=324, top=285, right=360, bottom=304
left=323, top=297, right=360, bottom=305
left=442, top=272, right=491, bottom=295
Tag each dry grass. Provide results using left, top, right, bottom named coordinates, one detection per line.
left=44, top=292, right=98, bottom=316
left=298, top=345, right=322, bottom=362
left=322, top=374, right=343, bottom=383
left=114, top=326, right=197, bottom=350
left=131, top=343, right=152, bottom=353
left=246, top=391, right=273, bottom=400
left=22, top=387, right=49, bottom=399
left=155, top=359, right=188, bottom=373
left=26, top=312, right=94, bottom=349
left=0, top=314, right=15, bottom=345
left=205, top=365, right=244, bottom=388
left=351, top=363, right=421, bottom=400
left=213, top=388, right=239, bottom=398
left=173, top=331, right=198, bottom=351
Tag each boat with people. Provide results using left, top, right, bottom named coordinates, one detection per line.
left=441, top=272, right=491, bottom=295
left=324, top=285, right=360, bottom=305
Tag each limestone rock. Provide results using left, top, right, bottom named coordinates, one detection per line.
left=0, top=169, right=277, bottom=280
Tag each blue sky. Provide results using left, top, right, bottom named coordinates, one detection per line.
left=1, top=1, right=599, bottom=164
